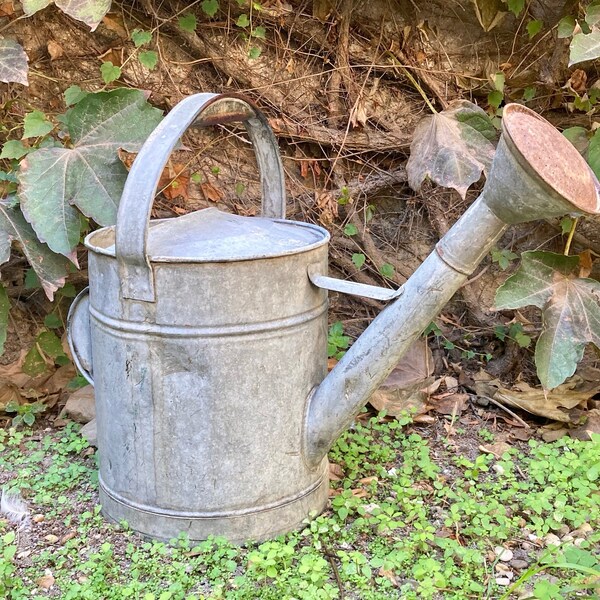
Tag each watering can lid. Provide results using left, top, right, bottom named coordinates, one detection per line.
left=90, top=207, right=329, bottom=262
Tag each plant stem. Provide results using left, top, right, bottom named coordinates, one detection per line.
left=564, top=217, right=579, bottom=256
left=385, top=52, right=437, bottom=114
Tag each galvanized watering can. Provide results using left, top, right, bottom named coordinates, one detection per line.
left=68, top=94, right=600, bottom=543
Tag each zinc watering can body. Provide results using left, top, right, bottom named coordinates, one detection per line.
left=68, top=94, right=600, bottom=543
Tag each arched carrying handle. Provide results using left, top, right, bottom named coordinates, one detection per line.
left=116, top=93, right=287, bottom=302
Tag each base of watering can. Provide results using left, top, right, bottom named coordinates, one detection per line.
left=98, top=470, right=330, bottom=544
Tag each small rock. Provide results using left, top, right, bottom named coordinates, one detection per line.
left=495, top=577, right=512, bottom=586
left=521, top=542, right=533, bottom=551
left=17, top=550, right=31, bottom=559
left=36, top=570, right=54, bottom=590
left=574, top=537, right=585, bottom=546
left=80, top=419, right=97, bottom=447
left=492, top=464, right=505, bottom=476
left=32, top=514, right=44, bottom=523
left=495, top=546, right=514, bottom=562
left=62, top=385, right=95, bottom=424
left=558, top=524, right=570, bottom=536
left=573, top=523, right=593, bottom=538
left=44, top=534, right=59, bottom=544
left=562, top=534, right=574, bottom=542
left=545, top=533, right=561, bottom=547
left=510, top=559, right=529, bottom=570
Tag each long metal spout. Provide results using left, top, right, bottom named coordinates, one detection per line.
left=304, top=194, right=506, bottom=467
left=304, top=102, right=600, bottom=469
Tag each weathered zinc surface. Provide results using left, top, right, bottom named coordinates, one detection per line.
left=69, top=95, right=600, bottom=543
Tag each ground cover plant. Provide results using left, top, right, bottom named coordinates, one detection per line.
left=0, top=415, right=599, bottom=599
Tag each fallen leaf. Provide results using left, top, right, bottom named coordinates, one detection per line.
left=47, top=40, right=64, bottom=60
left=98, top=47, right=123, bottom=67
left=329, top=463, right=344, bottom=481
left=569, top=408, right=600, bottom=440
left=433, top=392, right=468, bottom=416
left=473, top=0, right=506, bottom=31
left=314, top=191, right=338, bottom=227
left=479, top=440, right=511, bottom=457
left=349, top=99, right=368, bottom=128
left=579, top=249, right=594, bottom=278
left=0, top=1, right=14, bottom=16
left=541, top=427, right=569, bottom=442
left=475, top=376, right=598, bottom=423
left=369, top=339, right=434, bottom=417
left=102, top=13, right=128, bottom=38
left=567, top=69, right=588, bottom=93
left=200, top=182, right=224, bottom=202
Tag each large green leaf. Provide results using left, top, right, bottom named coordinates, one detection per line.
left=495, top=251, right=600, bottom=389
left=0, top=39, right=28, bottom=86
left=0, top=199, right=68, bottom=300
left=19, top=89, right=163, bottom=257
left=569, top=30, right=600, bottom=66
left=406, top=100, right=497, bottom=198
left=22, top=0, right=111, bottom=30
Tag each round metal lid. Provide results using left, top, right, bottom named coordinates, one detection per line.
left=502, top=104, right=599, bottom=214
left=87, top=208, right=329, bottom=262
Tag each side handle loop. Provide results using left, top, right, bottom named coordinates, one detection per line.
left=67, top=287, right=94, bottom=386
left=116, top=93, right=287, bottom=302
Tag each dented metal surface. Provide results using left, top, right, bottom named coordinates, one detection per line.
left=68, top=96, right=600, bottom=543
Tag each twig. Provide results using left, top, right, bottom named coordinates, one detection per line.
left=323, top=547, right=345, bottom=599
left=480, top=395, right=531, bottom=429
left=563, top=217, right=579, bottom=256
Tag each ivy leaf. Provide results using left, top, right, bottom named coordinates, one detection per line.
left=22, top=0, right=111, bottom=30
left=178, top=14, right=197, bottom=32
left=64, top=85, right=88, bottom=106
left=587, top=128, right=600, bottom=179
left=248, top=46, right=262, bottom=59
left=236, top=13, right=250, bottom=27
left=100, top=61, right=121, bottom=84
left=569, top=30, right=600, bottom=66
left=505, top=0, right=524, bottom=17
left=558, top=15, right=576, bottom=39
left=587, top=3, right=600, bottom=28
left=201, top=0, right=219, bottom=17
left=352, top=253, right=366, bottom=269
left=0, top=39, right=28, bottom=86
left=526, top=19, right=543, bottom=39
left=344, top=223, right=358, bottom=236
left=379, top=263, right=395, bottom=278
left=407, top=100, right=497, bottom=198
left=138, top=50, right=158, bottom=70
left=562, top=126, right=589, bottom=155
left=495, top=251, right=600, bottom=389
left=0, top=140, right=29, bottom=160
left=18, top=89, right=163, bottom=258
left=131, top=29, right=152, bottom=47
left=22, top=111, right=53, bottom=139
left=0, top=285, right=8, bottom=355
left=0, top=199, right=68, bottom=300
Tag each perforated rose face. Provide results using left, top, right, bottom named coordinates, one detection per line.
left=503, top=104, right=600, bottom=215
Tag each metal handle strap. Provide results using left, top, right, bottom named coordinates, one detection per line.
left=116, top=93, right=287, bottom=302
